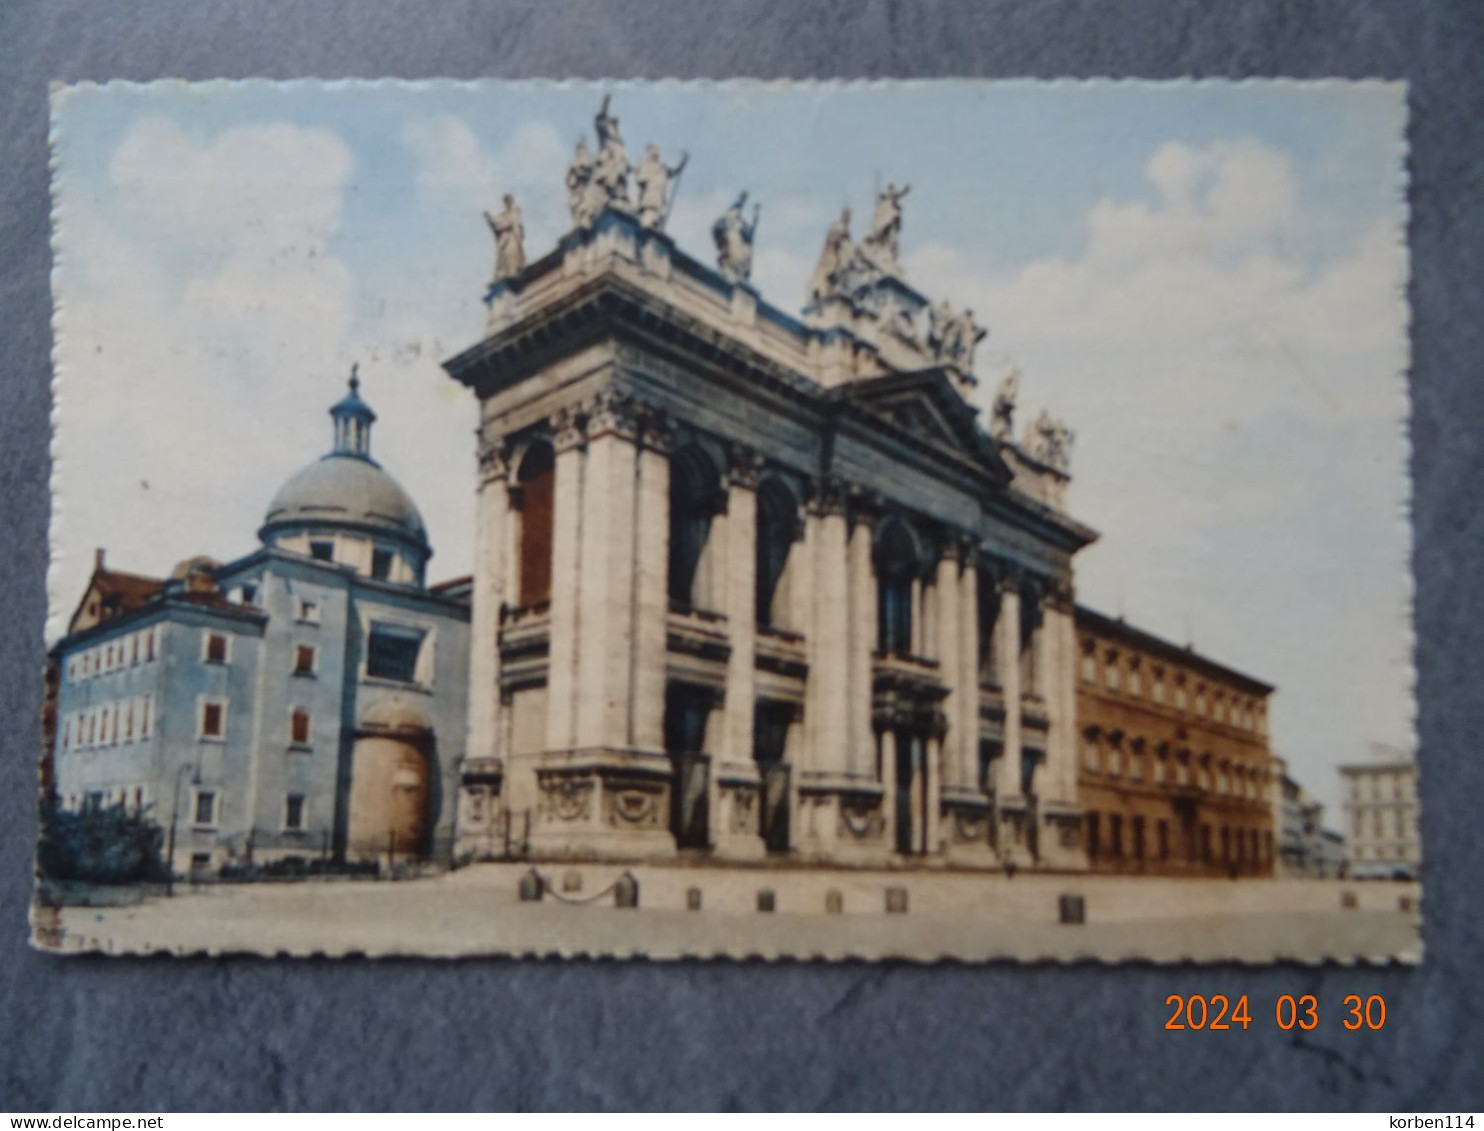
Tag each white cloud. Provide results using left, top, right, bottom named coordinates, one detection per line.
left=51, top=118, right=359, bottom=640
left=905, top=136, right=1409, bottom=813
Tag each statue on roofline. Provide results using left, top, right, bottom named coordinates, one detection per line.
left=860, top=182, right=911, bottom=272
left=484, top=193, right=526, bottom=282
left=990, top=369, right=1020, bottom=441
left=713, top=191, right=761, bottom=283
left=636, top=143, right=689, bottom=231
left=807, top=206, right=854, bottom=303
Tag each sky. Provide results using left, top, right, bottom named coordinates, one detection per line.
left=48, top=80, right=1410, bottom=815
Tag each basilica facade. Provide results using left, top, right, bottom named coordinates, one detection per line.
left=446, top=101, right=1098, bottom=871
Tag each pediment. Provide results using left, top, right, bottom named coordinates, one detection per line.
left=837, top=369, right=1010, bottom=482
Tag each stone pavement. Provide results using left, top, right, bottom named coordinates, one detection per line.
left=36, top=862, right=1422, bottom=963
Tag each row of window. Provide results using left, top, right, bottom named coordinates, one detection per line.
left=1078, top=642, right=1266, bottom=733
left=1086, top=811, right=1274, bottom=868
left=1346, top=773, right=1415, bottom=804
left=1082, top=737, right=1270, bottom=799
left=61, top=695, right=155, bottom=750
left=1351, top=807, right=1418, bottom=844
left=203, top=626, right=428, bottom=685
left=65, top=626, right=162, bottom=683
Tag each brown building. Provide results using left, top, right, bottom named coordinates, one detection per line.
left=1075, top=606, right=1276, bottom=877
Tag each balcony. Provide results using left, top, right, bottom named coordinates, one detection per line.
left=756, top=627, right=807, bottom=679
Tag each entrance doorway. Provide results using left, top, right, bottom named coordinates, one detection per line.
left=664, top=683, right=713, bottom=849
left=893, top=729, right=927, bottom=855
left=754, top=701, right=793, bottom=853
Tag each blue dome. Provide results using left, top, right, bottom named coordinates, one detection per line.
left=261, top=453, right=429, bottom=552
left=259, top=371, right=431, bottom=563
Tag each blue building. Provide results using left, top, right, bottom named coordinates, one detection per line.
left=51, top=376, right=470, bottom=876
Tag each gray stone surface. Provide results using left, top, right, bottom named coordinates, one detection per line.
left=1, top=0, right=1481, bottom=1112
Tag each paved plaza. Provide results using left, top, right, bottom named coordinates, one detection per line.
left=36, top=865, right=1422, bottom=963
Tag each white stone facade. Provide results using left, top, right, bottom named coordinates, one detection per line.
left=446, top=209, right=1096, bottom=872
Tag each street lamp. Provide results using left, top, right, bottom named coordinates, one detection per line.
left=165, top=762, right=200, bottom=898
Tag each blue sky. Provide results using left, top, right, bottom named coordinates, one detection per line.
left=49, top=80, right=1409, bottom=814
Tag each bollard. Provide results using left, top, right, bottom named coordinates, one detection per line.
left=1341, top=890, right=1358, bottom=910
left=825, top=889, right=844, bottom=915
left=1058, top=893, right=1086, bottom=925
left=885, top=886, right=909, bottom=915
left=757, top=888, right=776, bottom=913
left=562, top=870, right=583, bottom=894
left=614, top=872, right=639, bottom=909
left=686, top=886, right=703, bottom=911
left=518, top=868, right=545, bottom=902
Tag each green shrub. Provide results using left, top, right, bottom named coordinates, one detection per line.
left=37, top=796, right=169, bottom=885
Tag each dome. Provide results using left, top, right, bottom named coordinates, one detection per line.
left=258, top=370, right=432, bottom=569
left=261, top=454, right=429, bottom=550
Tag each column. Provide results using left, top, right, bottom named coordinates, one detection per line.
left=935, top=552, right=962, bottom=790
left=924, top=732, right=943, bottom=853
left=573, top=403, right=639, bottom=751
left=879, top=728, right=898, bottom=852
left=544, top=406, right=586, bottom=754
left=466, top=438, right=509, bottom=764
left=959, top=551, right=981, bottom=790
left=846, top=509, right=876, bottom=778
left=631, top=419, right=670, bottom=752
left=720, top=457, right=758, bottom=850
left=805, top=487, right=850, bottom=775
left=995, top=579, right=1022, bottom=805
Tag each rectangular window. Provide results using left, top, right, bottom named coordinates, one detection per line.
left=99, top=704, right=112, bottom=745
left=204, top=632, right=229, bottom=664
left=366, top=623, right=426, bottom=684
left=290, top=707, right=312, bottom=746
left=1110, top=814, right=1123, bottom=858
left=200, top=699, right=225, bottom=739
left=140, top=694, right=153, bottom=738
left=371, top=548, right=394, bottom=581
left=123, top=699, right=134, bottom=741
left=298, top=599, right=319, bottom=624
left=61, top=717, right=70, bottom=750
left=1086, top=813, right=1101, bottom=860
left=293, top=644, right=317, bottom=676
left=1133, top=816, right=1146, bottom=860
left=1158, top=819, right=1170, bottom=861
left=284, top=793, right=306, bottom=831
left=239, top=583, right=258, bottom=605
left=129, top=633, right=139, bottom=666
left=310, top=540, right=334, bottom=562
left=192, top=790, right=218, bottom=827
left=146, top=626, right=158, bottom=663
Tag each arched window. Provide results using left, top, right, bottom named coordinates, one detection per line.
left=515, top=441, right=554, bottom=607
left=669, top=446, right=722, bottom=610
left=754, top=478, right=798, bottom=628
left=875, top=519, right=917, bottom=657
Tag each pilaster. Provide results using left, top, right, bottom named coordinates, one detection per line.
left=467, top=438, right=509, bottom=766
left=631, top=415, right=671, bottom=753
left=717, top=446, right=761, bottom=858
left=805, top=481, right=851, bottom=777
left=544, top=405, right=586, bottom=754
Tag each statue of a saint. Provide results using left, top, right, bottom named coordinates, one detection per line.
left=484, top=193, right=526, bottom=282
left=807, top=206, right=854, bottom=303
left=565, top=138, right=600, bottom=227
left=713, top=191, right=761, bottom=282
left=990, top=369, right=1020, bottom=441
left=949, top=307, right=987, bottom=372
left=927, top=300, right=955, bottom=360
left=593, top=94, right=632, bottom=210
left=1023, top=407, right=1074, bottom=471
left=861, top=182, right=911, bottom=271
left=636, top=143, right=689, bottom=230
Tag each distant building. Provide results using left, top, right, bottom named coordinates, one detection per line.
left=1075, top=607, right=1277, bottom=877
left=1340, top=743, right=1419, bottom=880
left=50, top=379, right=470, bottom=875
left=1275, top=760, right=1345, bottom=878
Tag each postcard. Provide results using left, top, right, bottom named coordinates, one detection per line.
left=36, top=80, right=1415, bottom=961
